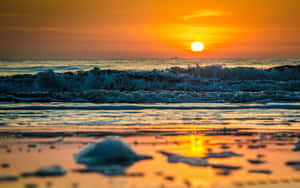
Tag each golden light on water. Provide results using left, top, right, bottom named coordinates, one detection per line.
left=191, top=41, right=205, bottom=52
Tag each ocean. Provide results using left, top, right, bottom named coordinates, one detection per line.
left=0, top=58, right=299, bottom=127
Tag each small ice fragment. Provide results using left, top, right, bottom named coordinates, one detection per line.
left=160, top=151, right=242, bottom=171
left=0, top=176, right=19, bottom=182
left=205, top=151, right=243, bottom=158
left=210, top=164, right=242, bottom=170
left=21, top=165, right=66, bottom=177
left=49, top=145, right=56, bottom=149
left=1, top=163, right=10, bottom=168
left=27, top=144, right=37, bottom=148
left=54, top=137, right=64, bottom=143
left=74, top=165, right=126, bottom=176
left=216, top=168, right=231, bottom=176
left=257, top=154, right=265, bottom=158
left=248, top=145, right=266, bottom=149
left=159, top=151, right=209, bottom=167
left=292, top=140, right=300, bottom=151
left=165, top=176, right=174, bottom=181
left=285, top=161, right=300, bottom=166
left=275, top=142, right=286, bottom=146
left=184, top=179, right=192, bottom=187
left=248, top=159, right=266, bottom=164
left=74, top=137, right=152, bottom=166
left=285, top=161, right=300, bottom=171
left=220, top=144, right=230, bottom=149
left=248, top=169, right=272, bottom=174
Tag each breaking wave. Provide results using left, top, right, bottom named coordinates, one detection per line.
left=0, top=64, right=299, bottom=103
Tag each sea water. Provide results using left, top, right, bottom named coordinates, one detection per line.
left=0, top=58, right=299, bottom=128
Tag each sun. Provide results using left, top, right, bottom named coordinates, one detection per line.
left=191, top=41, right=205, bottom=52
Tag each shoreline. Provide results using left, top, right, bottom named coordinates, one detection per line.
left=1, top=126, right=300, bottom=187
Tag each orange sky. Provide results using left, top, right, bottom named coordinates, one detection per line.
left=0, top=0, right=299, bottom=59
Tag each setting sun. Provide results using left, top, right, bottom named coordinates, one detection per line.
left=191, top=41, right=205, bottom=52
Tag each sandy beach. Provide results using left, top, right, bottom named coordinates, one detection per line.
left=1, top=126, right=300, bottom=188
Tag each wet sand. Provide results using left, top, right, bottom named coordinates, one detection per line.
left=1, top=126, right=300, bottom=188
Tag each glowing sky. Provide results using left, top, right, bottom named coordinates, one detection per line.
left=0, top=0, right=299, bottom=59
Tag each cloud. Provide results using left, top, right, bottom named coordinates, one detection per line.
left=183, top=10, right=227, bottom=21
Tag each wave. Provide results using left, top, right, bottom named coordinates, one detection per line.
left=1, top=90, right=300, bottom=103
left=0, top=64, right=299, bottom=103
left=1, top=104, right=300, bottom=110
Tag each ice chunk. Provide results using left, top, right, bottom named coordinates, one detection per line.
left=248, top=169, right=272, bottom=174
left=285, top=161, right=300, bottom=165
left=159, top=151, right=209, bottom=167
left=21, top=165, right=66, bottom=177
left=74, top=137, right=152, bottom=166
left=205, top=151, right=243, bottom=158
left=292, top=140, right=300, bottom=151
left=216, top=168, right=231, bottom=176
left=0, top=176, right=19, bottom=182
left=248, top=159, right=266, bottom=164
left=210, top=164, right=242, bottom=170
left=248, top=144, right=266, bottom=149
left=285, top=161, right=300, bottom=171
left=74, top=165, right=126, bottom=176
left=160, top=151, right=242, bottom=175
